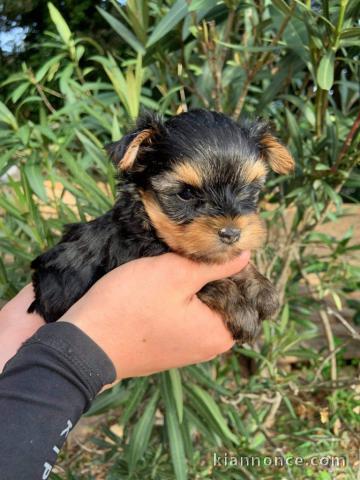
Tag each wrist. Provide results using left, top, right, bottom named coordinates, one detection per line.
left=58, top=316, right=118, bottom=377
left=0, top=302, right=45, bottom=372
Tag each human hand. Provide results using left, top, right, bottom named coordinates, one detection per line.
left=60, top=251, right=250, bottom=379
left=0, top=285, right=45, bottom=371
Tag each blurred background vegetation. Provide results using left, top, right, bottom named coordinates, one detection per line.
left=0, top=1, right=359, bottom=479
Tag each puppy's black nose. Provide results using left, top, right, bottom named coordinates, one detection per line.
left=218, top=227, right=240, bottom=244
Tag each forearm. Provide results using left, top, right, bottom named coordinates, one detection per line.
left=0, top=322, right=115, bottom=479
left=0, top=285, right=45, bottom=372
left=0, top=252, right=248, bottom=478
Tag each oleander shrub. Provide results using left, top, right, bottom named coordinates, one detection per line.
left=0, top=1, right=359, bottom=479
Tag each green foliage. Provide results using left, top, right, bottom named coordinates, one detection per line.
left=0, top=1, right=359, bottom=479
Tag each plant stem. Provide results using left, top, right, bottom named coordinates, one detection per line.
left=233, top=1, right=296, bottom=119
left=319, top=310, right=337, bottom=384
left=336, top=108, right=360, bottom=165
left=334, top=0, right=348, bottom=48
left=315, top=88, right=326, bottom=138
left=29, top=74, right=56, bottom=114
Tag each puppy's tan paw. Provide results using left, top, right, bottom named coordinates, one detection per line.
left=232, top=263, right=280, bottom=322
left=198, top=278, right=261, bottom=343
left=198, top=263, right=279, bottom=344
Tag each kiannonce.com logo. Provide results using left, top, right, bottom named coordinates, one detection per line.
left=212, top=453, right=347, bottom=469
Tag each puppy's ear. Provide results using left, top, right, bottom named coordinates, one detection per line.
left=106, top=112, right=164, bottom=172
left=259, top=133, right=295, bottom=175
left=107, top=129, right=154, bottom=172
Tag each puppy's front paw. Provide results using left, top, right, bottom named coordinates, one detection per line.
left=254, top=281, right=280, bottom=321
left=198, top=263, right=279, bottom=343
left=233, top=263, right=280, bottom=322
left=198, top=278, right=261, bottom=343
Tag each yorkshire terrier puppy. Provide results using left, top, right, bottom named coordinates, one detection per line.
left=28, top=109, right=294, bottom=342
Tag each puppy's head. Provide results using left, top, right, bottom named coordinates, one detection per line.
left=107, top=110, right=294, bottom=263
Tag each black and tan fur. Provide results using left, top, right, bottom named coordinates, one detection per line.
left=28, top=109, right=294, bottom=342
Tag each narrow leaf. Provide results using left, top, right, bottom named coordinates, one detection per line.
left=85, top=383, right=127, bottom=416
left=24, top=164, right=48, bottom=202
left=161, top=373, right=188, bottom=480
left=187, top=384, right=239, bottom=445
left=169, top=369, right=183, bottom=423
left=147, top=0, right=188, bottom=47
left=0, top=101, right=18, bottom=130
left=120, top=378, right=149, bottom=424
left=48, top=3, right=72, bottom=45
left=317, top=51, right=335, bottom=90
left=97, top=7, right=145, bottom=55
left=127, top=390, right=159, bottom=471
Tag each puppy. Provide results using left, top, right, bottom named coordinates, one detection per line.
left=28, top=109, right=294, bottom=342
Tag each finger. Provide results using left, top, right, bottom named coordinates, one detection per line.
left=189, top=297, right=235, bottom=350
left=0, top=284, right=35, bottom=315
left=100, top=251, right=250, bottom=297
left=170, top=250, right=250, bottom=293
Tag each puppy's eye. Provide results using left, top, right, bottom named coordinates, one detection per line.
left=177, top=186, right=195, bottom=201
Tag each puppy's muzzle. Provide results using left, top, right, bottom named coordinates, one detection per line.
left=218, top=227, right=240, bottom=245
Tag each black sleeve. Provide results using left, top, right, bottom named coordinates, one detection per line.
left=0, top=322, right=116, bottom=480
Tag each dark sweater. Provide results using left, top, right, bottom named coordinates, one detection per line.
left=0, top=322, right=116, bottom=479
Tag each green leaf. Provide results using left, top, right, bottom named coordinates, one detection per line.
left=279, top=303, right=289, bottom=333
left=331, top=291, right=342, bottom=311
left=1, top=72, right=27, bottom=87
left=0, top=147, right=16, bottom=175
left=285, top=107, right=303, bottom=158
left=75, top=45, right=85, bottom=62
left=169, top=369, right=183, bottom=423
left=184, top=405, right=217, bottom=443
left=317, top=51, right=335, bottom=90
left=0, top=101, right=18, bottom=130
left=0, top=195, right=24, bottom=221
left=11, top=82, right=29, bottom=103
left=340, top=27, right=360, bottom=39
left=120, top=378, right=149, bottom=424
left=271, top=0, right=292, bottom=15
left=188, top=0, right=209, bottom=11
left=75, top=129, right=106, bottom=171
left=85, top=383, right=127, bottom=416
left=111, top=113, right=121, bottom=141
left=280, top=93, right=316, bottom=126
left=186, top=384, right=239, bottom=445
left=127, top=390, right=159, bottom=472
left=35, top=54, right=65, bottom=83
left=48, top=3, right=72, bottom=45
left=244, top=398, right=260, bottom=425
left=24, top=164, right=48, bottom=202
left=125, top=54, right=144, bottom=118
left=218, top=41, right=283, bottom=52
left=161, top=373, right=188, bottom=480
left=147, top=0, right=188, bottom=47
left=185, top=365, right=230, bottom=395
left=60, top=151, right=111, bottom=210
left=97, top=7, right=145, bottom=55
left=322, top=182, right=342, bottom=208
left=19, top=165, right=45, bottom=246
left=92, top=54, right=143, bottom=118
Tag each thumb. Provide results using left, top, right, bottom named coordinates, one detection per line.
left=172, top=250, right=251, bottom=294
